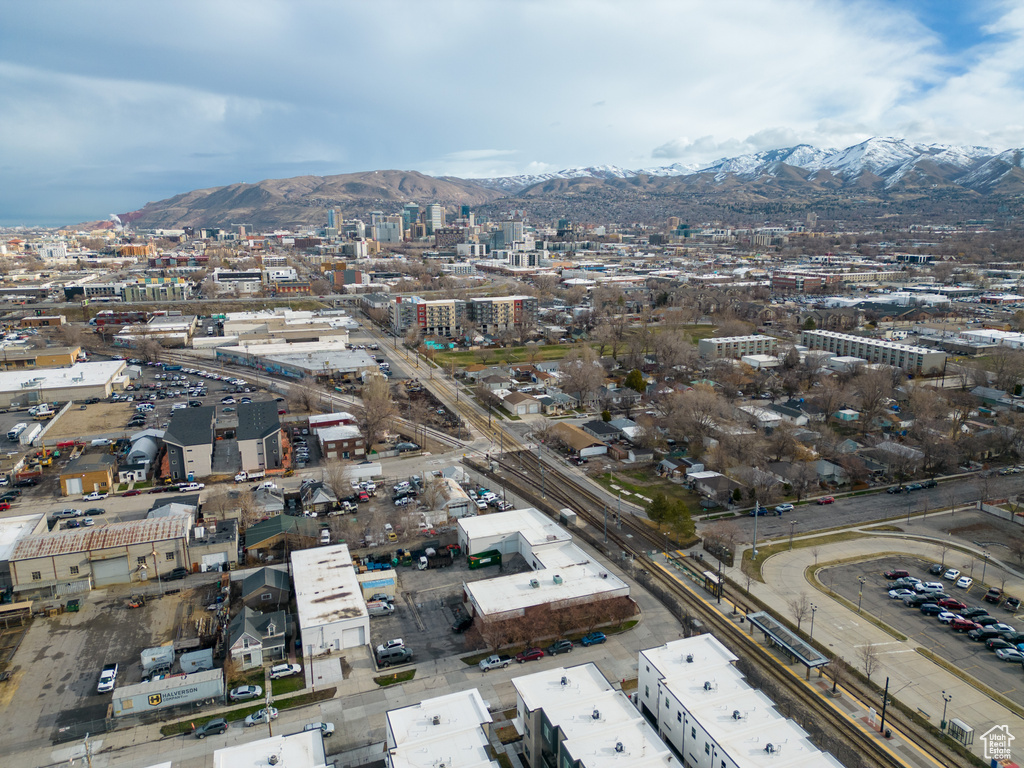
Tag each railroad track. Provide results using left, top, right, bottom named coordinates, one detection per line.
left=475, top=451, right=960, bottom=768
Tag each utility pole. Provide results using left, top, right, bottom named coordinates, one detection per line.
left=752, top=501, right=760, bottom=559
left=879, top=676, right=890, bottom=735
left=603, top=503, right=608, bottom=543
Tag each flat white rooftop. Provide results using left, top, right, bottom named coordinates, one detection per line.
left=387, top=689, right=496, bottom=768
left=562, top=717, right=673, bottom=768
left=291, top=544, right=368, bottom=628
left=213, top=730, right=326, bottom=768
left=0, top=360, right=125, bottom=393
left=515, top=663, right=613, bottom=714
left=458, top=507, right=570, bottom=551
left=220, top=339, right=351, bottom=355
left=642, top=635, right=739, bottom=679
left=0, top=514, right=44, bottom=562
left=465, top=541, right=628, bottom=617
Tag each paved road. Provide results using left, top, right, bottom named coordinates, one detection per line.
left=724, top=474, right=1023, bottom=545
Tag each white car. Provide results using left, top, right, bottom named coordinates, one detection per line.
left=914, top=582, right=944, bottom=593
left=996, top=648, right=1024, bottom=662
left=937, top=611, right=957, bottom=624
left=888, top=588, right=915, bottom=600
left=83, top=492, right=108, bottom=501
left=943, top=569, right=961, bottom=581
left=269, top=663, right=302, bottom=680
left=178, top=482, right=205, bottom=492
left=956, top=576, right=974, bottom=589
left=244, top=707, right=279, bottom=727
left=375, top=638, right=404, bottom=654
left=990, top=623, right=1015, bottom=634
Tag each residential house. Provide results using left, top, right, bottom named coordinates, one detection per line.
left=769, top=402, right=810, bottom=426
left=549, top=422, right=608, bottom=458
left=626, top=447, right=654, bottom=464
left=581, top=420, right=621, bottom=441
left=479, top=374, right=510, bottom=391
left=737, top=404, right=783, bottom=430
left=252, top=486, right=285, bottom=517
left=300, top=480, right=338, bottom=516
left=243, top=515, right=321, bottom=559
left=240, top=567, right=292, bottom=610
left=687, top=470, right=745, bottom=505
left=236, top=401, right=283, bottom=473
left=227, top=606, right=288, bottom=669
left=163, top=406, right=216, bottom=481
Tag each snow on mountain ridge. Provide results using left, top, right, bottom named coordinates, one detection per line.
left=472, top=138, right=1005, bottom=192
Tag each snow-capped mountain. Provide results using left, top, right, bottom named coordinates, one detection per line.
left=474, top=138, right=1015, bottom=193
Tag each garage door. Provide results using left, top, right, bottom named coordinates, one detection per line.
left=341, top=625, right=365, bottom=648
left=65, top=477, right=83, bottom=496
left=92, top=556, right=130, bottom=587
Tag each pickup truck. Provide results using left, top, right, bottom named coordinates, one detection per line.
left=478, top=654, right=512, bottom=672
left=97, top=663, right=118, bottom=693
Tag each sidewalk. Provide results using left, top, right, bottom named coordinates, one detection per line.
left=719, top=528, right=1024, bottom=763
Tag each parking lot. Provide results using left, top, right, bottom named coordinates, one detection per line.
left=822, top=556, right=1024, bottom=708
left=1, top=577, right=221, bottom=744
left=366, top=552, right=534, bottom=665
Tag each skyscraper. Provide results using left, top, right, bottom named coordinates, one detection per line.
left=425, top=204, right=445, bottom=234
left=327, top=209, right=336, bottom=229
left=402, top=203, right=420, bottom=229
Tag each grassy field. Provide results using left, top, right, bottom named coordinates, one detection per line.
left=435, top=343, right=589, bottom=367
left=592, top=469, right=701, bottom=508
left=271, top=674, right=306, bottom=696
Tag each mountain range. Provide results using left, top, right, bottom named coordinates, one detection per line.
left=114, top=138, right=1024, bottom=231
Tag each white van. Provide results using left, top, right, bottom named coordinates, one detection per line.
left=320, top=529, right=330, bottom=545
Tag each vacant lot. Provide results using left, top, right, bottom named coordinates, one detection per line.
left=44, top=402, right=136, bottom=442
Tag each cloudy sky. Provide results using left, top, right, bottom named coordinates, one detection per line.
left=3, top=0, right=1024, bottom=225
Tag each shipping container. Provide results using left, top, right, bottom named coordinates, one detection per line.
left=467, top=549, right=502, bottom=570
left=112, top=668, right=223, bottom=717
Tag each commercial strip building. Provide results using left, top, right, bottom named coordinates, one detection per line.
left=457, top=508, right=630, bottom=624
left=291, top=543, right=369, bottom=656
left=0, top=345, right=79, bottom=371
left=800, top=329, right=947, bottom=374
left=698, top=335, right=779, bottom=360
left=0, top=359, right=127, bottom=407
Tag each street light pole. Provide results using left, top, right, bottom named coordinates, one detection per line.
left=810, top=604, right=817, bottom=641
left=789, top=520, right=796, bottom=550
left=940, top=690, right=952, bottom=732
left=982, top=551, right=989, bottom=585
left=752, top=501, right=759, bottom=559
left=858, top=576, right=865, bottom=614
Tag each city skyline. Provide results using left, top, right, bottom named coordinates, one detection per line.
left=3, top=0, right=1024, bottom=225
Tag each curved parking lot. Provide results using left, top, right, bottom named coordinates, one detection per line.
left=821, top=556, right=1024, bottom=708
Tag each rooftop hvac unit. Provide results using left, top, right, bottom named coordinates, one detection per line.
left=432, top=715, right=441, bottom=725
left=552, top=575, right=562, bottom=584
left=591, top=709, right=600, bottom=720
left=703, top=681, right=712, bottom=691
left=269, top=756, right=280, bottom=766
left=529, top=579, right=540, bottom=589
left=614, top=743, right=624, bottom=753
left=764, top=743, right=775, bottom=754
left=732, top=710, right=742, bottom=720
left=686, top=654, right=694, bottom=663
left=560, top=676, right=568, bottom=686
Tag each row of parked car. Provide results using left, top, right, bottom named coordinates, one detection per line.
left=884, top=567, right=1024, bottom=663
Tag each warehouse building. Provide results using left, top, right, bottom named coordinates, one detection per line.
left=0, top=345, right=79, bottom=371
left=216, top=340, right=378, bottom=381
left=9, top=513, right=194, bottom=597
left=60, top=452, right=117, bottom=497
left=457, top=509, right=629, bottom=624
left=0, top=360, right=127, bottom=407
left=0, top=514, right=48, bottom=590
left=291, top=543, right=369, bottom=659
left=800, top=330, right=946, bottom=374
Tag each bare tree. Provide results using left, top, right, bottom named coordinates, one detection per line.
left=419, top=476, right=448, bottom=511
left=559, top=346, right=605, bottom=410
left=361, top=374, right=397, bottom=446
left=858, top=642, right=879, bottom=680
left=824, top=656, right=848, bottom=695
left=288, top=376, right=321, bottom=415
left=788, top=593, right=812, bottom=632
left=324, top=460, right=355, bottom=499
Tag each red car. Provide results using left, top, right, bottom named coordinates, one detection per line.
left=816, top=496, right=835, bottom=505
left=0, top=501, right=10, bottom=511
left=358, top=491, right=370, bottom=503
left=122, top=490, right=142, bottom=497
left=950, top=617, right=979, bottom=633
left=938, top=597, right=966, bottom=611
left=516, top=648, right=545, bottom=663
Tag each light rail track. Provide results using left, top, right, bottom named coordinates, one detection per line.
left=474, top=451, right=963, bottom=768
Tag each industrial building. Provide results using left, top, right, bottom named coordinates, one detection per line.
left=0, top=345, right=79, bottom=371
left=215, top=340, right=378, bottom=381
left=800, top=330, right=946, bottom=374
left=457, top=508, right=630, bottom=623
left=0, top=360, right=127, bottom=407
left=291, top=543, right=369, bottom=659
left=386, top=689, right=496, bottom=768
left=697, top=335, right=779, bottom=360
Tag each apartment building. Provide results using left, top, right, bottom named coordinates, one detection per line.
left=415, top=298, right=466, bottom=336
left=638, top=635, right=844, bottom=768
left=468, top=295, right=538, bottom=334
left=698, top=335, right=778, bottom=360
left=769, top=272, right=839, bottom=293
left=800, top=330, right=946, bottom=374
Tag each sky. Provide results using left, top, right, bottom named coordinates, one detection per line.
left=2, top=0, right=1024, bottom=226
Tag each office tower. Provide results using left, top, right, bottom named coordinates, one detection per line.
left=425, top=204, right=445, bottom=234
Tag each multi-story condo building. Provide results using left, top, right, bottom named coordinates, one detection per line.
left=376, top=294, right=538, bottom=338
left=698, top=335, right=778, bottom=360
left=800, top=330, right=946, bottom=374
left=467, top=295, right=537, bottom=335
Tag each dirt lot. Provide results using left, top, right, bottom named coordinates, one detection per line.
left=0, top=578, right=221, bottom=750
left=43, top=402, right=137, bottom=442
